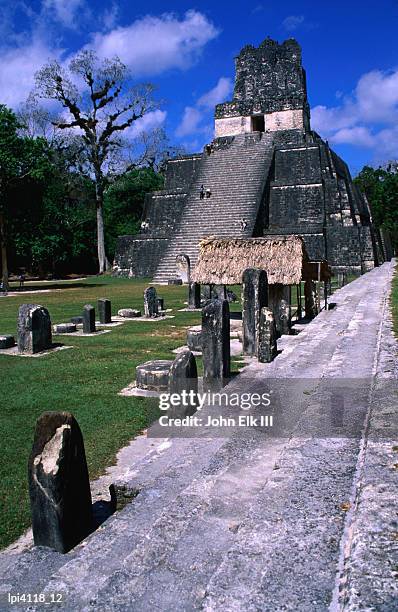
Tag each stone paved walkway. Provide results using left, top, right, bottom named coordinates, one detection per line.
left=0, top=261, right=397, bottom=611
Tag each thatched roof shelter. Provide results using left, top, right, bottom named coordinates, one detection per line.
left=192, top=236, right=330, bottom=285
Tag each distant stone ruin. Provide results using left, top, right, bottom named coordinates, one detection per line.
left=113, top=37, right=392, bottom=283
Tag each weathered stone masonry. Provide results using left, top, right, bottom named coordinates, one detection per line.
left=113, top=37, right=389, bottom=282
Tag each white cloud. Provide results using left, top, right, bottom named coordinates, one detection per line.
left=43, top=0, right=87, bottom=29
left=0, top=39, right=62, bottom=107
left=127, top=109, right=167, bottom=138
left=90, top=10, right=219, bottom=76
left=311, top=67, right=398, bottom=162
left=282, top=15, right=304, bottom=31
left=331, top=127, right=375, bottom=148
left=197, top=77, right=232, bottom=109
left=175, top=106, right=203, bottom=137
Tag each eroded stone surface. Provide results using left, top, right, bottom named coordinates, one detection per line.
left=82, top=305, right=96, bottom=333
left=118, top=308, right=141, bottom=318
left=98, top=299, right=112, bottom=324
left=257, top=307, right=277, bottom=363
left=242, top=268, right=268, bottom=356
left=17, top=304, right=52, bottom=354
left=168, top=349, right=198, bottom=417
left=136, top=360, right=173, bottom=391
left=0, top=335, right=15, bottom=349
left=144, top=287, right=158, bottom=318
left=28, top=412, right=92, bottom=553
left=53, top=323, right=76, bottom=334
left=202, top=298, right=230, bottom=391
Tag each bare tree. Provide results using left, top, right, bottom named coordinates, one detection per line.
left=34, top=51, right=156, bottom=273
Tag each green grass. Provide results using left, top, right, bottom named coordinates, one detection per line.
left=392, top=264, right=398, bottom=336
left=0, top=276, right=242, bottom=550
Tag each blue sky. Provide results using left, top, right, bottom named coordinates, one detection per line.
left=0, top=0, right=397, bottom=174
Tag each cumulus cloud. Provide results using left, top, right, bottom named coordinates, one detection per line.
left=0, top=39, right=62, bottom=107
left=126, top=109, right=167, bottom=138
left=311, top=67, right=398, bottom=161
left=175, top=77, right=232, bottom=139
left=175, top=107, right=204, bottom=138
left=90, top=10, right=219, bottom=76
left=282, top=15, right=305, bottom=31
left=197, top=77, right=232, bottom=109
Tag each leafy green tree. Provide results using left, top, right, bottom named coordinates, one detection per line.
left=104, top=167, right=163, bottom=259
left=0, top=105, right=49, bottom=289
left=354, top=165, right=398, bottom=249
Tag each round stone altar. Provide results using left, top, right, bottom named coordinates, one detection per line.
left=135, top=360, right=173, bottom=392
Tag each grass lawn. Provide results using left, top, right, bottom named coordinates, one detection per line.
left=392, top=263, right=398, bottom=336
left=0, top=276, right=241, bottom=550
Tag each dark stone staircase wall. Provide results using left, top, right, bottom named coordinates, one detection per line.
left=152, top=132, right=276, bottom=283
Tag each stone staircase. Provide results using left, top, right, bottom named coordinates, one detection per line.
left=152, top=132, right=275, bottom=284
left=0, top=262, right=396, bottom=611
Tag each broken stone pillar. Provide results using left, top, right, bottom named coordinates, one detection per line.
left=304, top=280, right=318, bottom=319
left=202, top=299, right=230, bottom=391
left=98, top=299, right=112, bottom=324
left=28, top=412, right=93, bottom=553
left=144, top=287, right=158, bottom=318
left=175, top=253, right=191, bottom=283
left=17, top=304, right=52, bottom=354
left=83, top=304, right=96, bottom=333
left=242, top=269, right=268, bottom=356
left=257, top=307, right=277, bottom=363
left=168, top=349, right=198, bottom=417
left=188, top=282, right=201, bottom=309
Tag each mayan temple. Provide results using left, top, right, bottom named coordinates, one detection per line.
left=113, top=37, right=387, bottom=282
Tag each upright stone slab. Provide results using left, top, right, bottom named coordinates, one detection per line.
left=175, top=253, right=191, bottom=283
left=157, top=297, right=164, bottom=311
left=98, top=299, right=112, bottom=324
left=202, top=299, right=230, bottom=391
left=83, top=304, right=96, bottom=333
left=28, top=412, right=93, bottom=553
left=144, top=286, right=158, bottom=318
left=269, top=284, right=291, bottom=337
left=17, top=304, right=52, bottom=354
left=257, top=307, right=277, bottom=363
left=168, top=349, right=198, bottom=417
left=213, top=285, right=227, bottom=300
left=242, top=269, right=268, bottom=356
left=304, top=280, right=318, bottom=319
left=188, top=282, right=201, bottom=309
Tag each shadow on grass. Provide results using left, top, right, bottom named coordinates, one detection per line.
left=10, top=282, right=106, bottom=292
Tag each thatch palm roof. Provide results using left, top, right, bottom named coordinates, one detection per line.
left=192, top=236, right=329, bottom=285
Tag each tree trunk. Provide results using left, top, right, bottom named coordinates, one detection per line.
left=0, top=211, right=9, bottom=291
left=95, top=181, right=110, bottom=274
